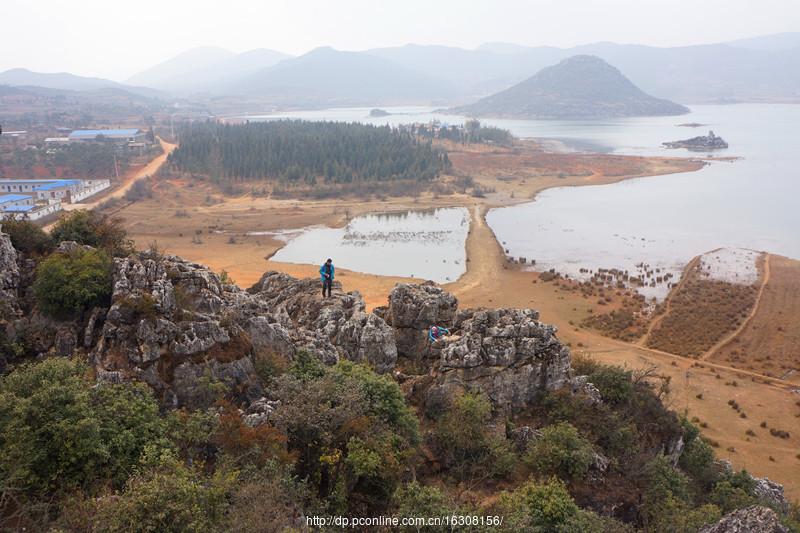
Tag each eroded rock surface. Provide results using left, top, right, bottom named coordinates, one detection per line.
left=90, top=258, right=399, bottom=407
left=699, top=506, right=788, bottom=533
left=380, top=282, right=458, bottom=359
left=249, top=272, right=397, bottom=372
left=431, top=308, right=572, bottom=410
left=0, top=228, right=19, bottom=316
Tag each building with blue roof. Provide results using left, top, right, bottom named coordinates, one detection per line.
left=0, top=193, right=33, bottom=206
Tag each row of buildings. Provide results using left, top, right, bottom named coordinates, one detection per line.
left=43, top=129, right=152, bottom=153
left=0, top=178, right=110, bottom=221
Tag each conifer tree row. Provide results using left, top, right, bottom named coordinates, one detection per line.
left=168, top=120, right=451, bottom=185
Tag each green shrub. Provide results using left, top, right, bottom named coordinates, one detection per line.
left=393, top=481, right=461, bottom=532
left=0, top=219, right=54, bottom=255
left=33, top=248, right=112, bottom=319
left=287, top=349, right=326, bottom=382
left=50, top=210, right=132, bottom=256
left=525, top=422, right=594, bottom=480
left=588, top=365, right=634, bottom=404
left=679, top=436, right=716, bottom=489
left=496, top=477, right=579, bottom=531
left=93, top=455, right=234, bottom=533
left=642, top=456, right=691, bottom=526
left=709, top=471, right=757, bottom=514
left=0, top=358, right=169, bottom=496
left=332, top=361, right=420, bottom=445
left=271, top=361, right=420, bottom=513
left=434, top=391, right=517, bottom=482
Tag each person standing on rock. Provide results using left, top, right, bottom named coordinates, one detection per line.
left=320, top=258, right=334, bottom=298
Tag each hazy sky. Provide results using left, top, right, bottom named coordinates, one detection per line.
left=4, top=0, right=799, bottom=81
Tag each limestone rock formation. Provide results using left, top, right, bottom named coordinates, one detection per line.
left=752, top=477, right=790, bottom=513
left=378, top=282, right=458, bottom=359
left=249, top=272, right=397, bottom=372
left=430, top=307, right=572, bottom=411
left=0, top=227, right=19, bottom=316
left=89, top=256, right=399, bottom=407
left=699, top=506, right=788, bottom=533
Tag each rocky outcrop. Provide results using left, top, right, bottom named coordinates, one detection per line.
left=752, top=477, right=790, bottom=514
left=249, top=272, right=397, bottom=373
left=92, top=252, right=264, bottom=408
left=0, top=227, right=20, bottom=316
left=663, top=130, right=728, bottom=150
left=699, top=506, right=788, bottom=533
left=379, top=282, right=458, bottom=359
left=428, top=307, right=572, bottom=411
left=90, top=256, right=399, bottom=407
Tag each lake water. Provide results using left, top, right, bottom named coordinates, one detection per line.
left=248, top=104, right=799, bottom=293
left=270, top=207, right=469, bottom=283
left=486, top=104, right=800, bottom=298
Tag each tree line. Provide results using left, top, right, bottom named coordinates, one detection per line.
left=168, top=120, right=452, bottom=185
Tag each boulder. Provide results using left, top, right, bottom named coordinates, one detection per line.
left=752, top=476, right=789, bottom=513
left=571, top=375, right=603, bottom=404
left=699, top=506, right=788, bottom=533
left=432, top=308, right=572, bottom=410
left=509, top=426, right=542, bottom=453
left=383, top=282, right=458, bottom=359
left=93, top=253, right=262, bottom=409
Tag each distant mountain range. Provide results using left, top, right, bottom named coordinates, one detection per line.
left=0, top=68, right=161, bottom=98
left=450, top=55, right=689, bottom=119
left=126, top=46, right=291, bottom=93
left=222, top=47, right=457, bottom=105
left=2, top=32, right=799, bottom=109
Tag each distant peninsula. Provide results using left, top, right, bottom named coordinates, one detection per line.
left=449, top=55, right=689, bottom=120
left=663, top=130, right=729, bottom=151
left=369, top=108, right=391, bottom=117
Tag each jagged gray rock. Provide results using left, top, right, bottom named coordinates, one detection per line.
left=752, top=477, right=789, bottom=513
left=699, top=506, right=788, bottom=533
left=430, top=307, right=572, bottom=410
left=92, top=257, right=399, bottom=407
left=571, top=375, right=603, bottom=404
left=243, top=397, right=281, bottom=427
left=249, top=272, right=397, bottom=373
left=509, top=426, right=542, bottom=453
left=0, top=227, right=20, bottom=316
left=380, top=282, right=458, bottom=359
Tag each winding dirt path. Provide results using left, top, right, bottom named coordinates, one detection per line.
left=66, top=137, right=176, bottom=211
left=700, top=252, right=772, bottom=361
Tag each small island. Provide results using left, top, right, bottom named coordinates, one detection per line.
left=676, top=122, right=706, bottom=128
left=369, top=108, right=390, bottom=117
left=663, top=130, right=728, bottom=151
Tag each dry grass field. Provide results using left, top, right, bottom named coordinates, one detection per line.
left=711, top=255, right=800, bottom=382
left=645, top=260, right=761, bottom=357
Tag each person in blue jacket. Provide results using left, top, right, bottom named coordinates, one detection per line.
left=320, top=258, right=334, bottom=298
left=429, top=325, right=450, bottom=342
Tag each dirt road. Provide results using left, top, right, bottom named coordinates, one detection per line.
left=64, top=137, right=176, bottom=212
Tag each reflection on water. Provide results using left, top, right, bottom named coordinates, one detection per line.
left=271, top=207, right=469, bottom=283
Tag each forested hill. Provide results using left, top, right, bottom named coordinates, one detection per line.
left=168, top=121, right=451, bottom=184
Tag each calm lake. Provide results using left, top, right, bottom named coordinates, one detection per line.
left=270, top=207, right=469, bottom=283
left=247, top=104, right=800, bottom=291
